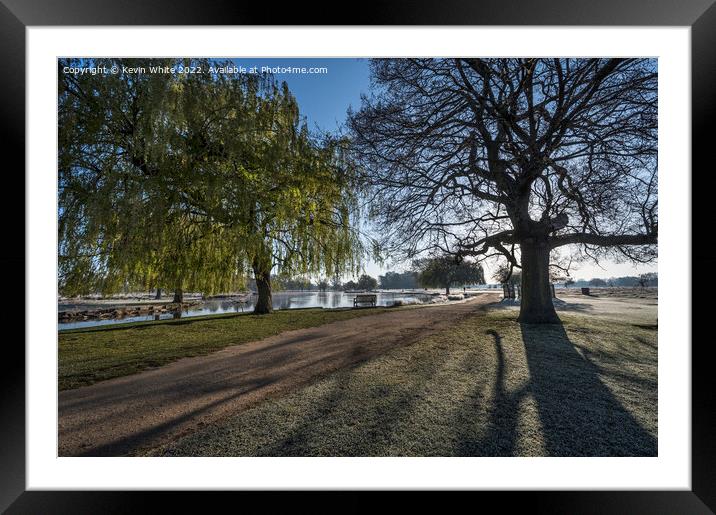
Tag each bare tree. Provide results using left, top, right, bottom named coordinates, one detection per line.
left=349, top=58, right=657, bottom=323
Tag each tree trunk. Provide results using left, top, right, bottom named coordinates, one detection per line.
left=155, top=288, right=162, bottom=300
left=445, top=285, right=450, bottom=295
left=252, top=262, right=273, bottom=315
left=518, top=238, right=559, bottom=324
left=173, top=288, right=183, bottom=304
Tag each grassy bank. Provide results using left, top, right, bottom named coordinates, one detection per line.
left=149, top=307, right=658, bottom=457
left=59, top=308, right=387, bottom=391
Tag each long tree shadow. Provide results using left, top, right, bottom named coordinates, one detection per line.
left=520, top=322, right=657, bottom=456
left=455, top=330, right=530, bottom=456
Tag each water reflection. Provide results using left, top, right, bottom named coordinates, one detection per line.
left=59, top=291, right=435, bottom=331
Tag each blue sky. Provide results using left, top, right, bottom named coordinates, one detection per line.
left=229, top=58, right=656, bottom=282
left=229, top=58, right=371, bottom=134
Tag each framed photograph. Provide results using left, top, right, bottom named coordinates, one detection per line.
left=3, top=0, right=714, bottom=512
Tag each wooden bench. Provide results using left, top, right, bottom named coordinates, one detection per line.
left=353, top=294, right=377, bottom=307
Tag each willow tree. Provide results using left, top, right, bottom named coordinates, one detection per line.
left=175, top=72, right=363, bottom=313
left=349, top=58, right=657, bottom=323
left=243, top=131, right=363, bottom=314
left=58, top=58, right=250, bottom=300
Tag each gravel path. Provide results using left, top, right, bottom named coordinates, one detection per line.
left=58, top=294, right=499, bottom=456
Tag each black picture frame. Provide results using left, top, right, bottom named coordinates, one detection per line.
left=2, top=1, right=714, bottom=512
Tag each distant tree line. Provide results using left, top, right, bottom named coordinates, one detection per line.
left=378, top=271, right=419, bottom=290
left=262, top=254, right=488, bottom=294
left=563, top=273, right=657, bottom=288
left=377, top=256, right=486, bottom=294
left=340, top=274, right=376, bottom=291
left=266, top=268, right=657, bottom=292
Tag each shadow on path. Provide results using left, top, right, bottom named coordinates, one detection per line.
left=520, top=322, right=656, bottom=456
left=454, top=322, right=656, bottom=456
left=455, top=330, right=530, bottom=456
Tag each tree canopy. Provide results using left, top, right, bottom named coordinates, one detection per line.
left=414, top=256, right=485, bottom=294
left=59, top=58, right=363, bottom=312
left=59, top=58, right=245, bottom=298
left=356, top=274, right=378, bottom=291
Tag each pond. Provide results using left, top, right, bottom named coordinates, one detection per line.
left=58, top=290, right=436, bottom=331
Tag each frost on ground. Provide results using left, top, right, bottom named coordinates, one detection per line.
left=498, top=294, right=657, bottom=324
left=500, top=298, right=569, bottom=307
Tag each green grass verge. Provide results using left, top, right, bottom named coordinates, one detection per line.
left=59, top=307, right=388, bottom=391
left=149, top=308, right=657, bottom=457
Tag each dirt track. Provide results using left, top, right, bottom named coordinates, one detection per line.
left=58, top=294, right=499, bottom=456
